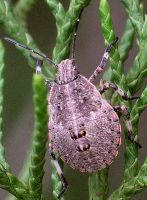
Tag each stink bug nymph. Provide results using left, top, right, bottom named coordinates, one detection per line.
left=4, top=12, right=141, bottom=199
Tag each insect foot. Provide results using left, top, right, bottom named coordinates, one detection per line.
left=57, top=174, right=68, bottom=199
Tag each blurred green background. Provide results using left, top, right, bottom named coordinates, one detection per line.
left=1, top=0, right=147, bottom=199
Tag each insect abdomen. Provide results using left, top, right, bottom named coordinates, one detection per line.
left=49, top=76, right=121, bottom=172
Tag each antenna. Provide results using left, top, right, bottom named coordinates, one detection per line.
left=4, top=37, right=58, bottom=68
left=71, top=9, right=83, bottom=60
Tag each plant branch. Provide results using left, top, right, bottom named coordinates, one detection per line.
left=118, top=19, right=135, bottom=63
left=89, top=168, right=109, bottom=200
left=0, top=0, right=55, bottom=79
left=99, top=0, right=140, bottom=194
left=0, top=163, right=31, bottom=199
left=122, top=0, right=147, bottom=94
left=28, top=74, right=48, bottom=199
left=131, top=86, right=147, bottom=142
left=108, top=158, right=147, bottom=200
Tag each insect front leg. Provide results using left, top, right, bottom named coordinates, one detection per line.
left=99, top=80, right=139, bottom=100
left=31, top=55, right=54, bottom=88
left=49, top=144, right=68, bottom=199
left=33, top=57, right=43, bottom=74
left=113, top=105, right=142, bottom=148
left=89, top=37, right=118, bottom=83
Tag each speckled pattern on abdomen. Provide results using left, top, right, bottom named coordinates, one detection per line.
left=49, top=75, right=121, bottom=172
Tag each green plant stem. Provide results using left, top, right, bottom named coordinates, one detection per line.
left=99, top=0, right=125, bottom=87
left=122, top=0, right=147, bottom=94
left=99, top=0, right=139, bottom=194
left=0, top=0, right=55, bottom=79
left=131, top=86, right=147, bottom=143
left=127, top=86, right=147, bottom=188
left=89, top=168, right=109, bottom=200
left=6, top=76, right=48, bottom=200
left=0, top=38, right=29, bottom=200
left=6, top=75, right=49, bottom=200
left=122, top=0, right=144, bottom=32
left=0, top=163, right=32, bottom=200
left=29, top=74, right=48, bottom=199
left=93, top=1, right=129, bottom=199
left=118, top=19, right=135, bottom=63
left=6, top=149, right=32, bottom=200
left=46, top=0, right=92, bottom=63
left=108, top=158, right=147, bottom=200
left=0, top=0, right=36, bottom=65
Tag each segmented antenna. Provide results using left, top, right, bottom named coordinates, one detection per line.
left=4, top=37, right=58, bottom=68
left=71, top=9, right=83, bottom=60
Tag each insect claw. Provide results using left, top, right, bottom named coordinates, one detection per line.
left=138, top=143, right=142, bottom=148
left=128, top=134, right=142, bottom=148
left=57, top=174, right=68, bottom=199
left=132, top=96, right=140, bottom=100
left=112, top=37, right=119, bottom=45
left=57, top=187, right=67, bottom=199
left=134, top=140, right=142, bottom=148
left=106, top=37, right=119, bottom=53
left=127, top=96, right=140, bottom=100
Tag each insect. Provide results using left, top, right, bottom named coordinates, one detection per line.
left=4, top=13, right=141, bottom=199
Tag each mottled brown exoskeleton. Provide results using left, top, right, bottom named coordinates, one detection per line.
left=4, top=14, right=141, bottom=199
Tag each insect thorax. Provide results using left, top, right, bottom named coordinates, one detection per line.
left=56, top=59, right=79, bottom=84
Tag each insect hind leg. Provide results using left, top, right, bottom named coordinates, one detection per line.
left=49, top=144, right=68, bottom=199
left=99, top=80, right=139, bottom=100
left=113, top=105, right=142, bottom=148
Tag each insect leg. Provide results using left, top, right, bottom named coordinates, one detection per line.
left=89, top=37, right=118, bottom=83
left=49, top=144, right=68, bottom=199
left=113, top=105, right=142, bottom=148
left=99, top=80, right=139, bottom=100
left=32, top=57, right=43, bottom=74
left=30, top=54, right=54, bottom=88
